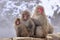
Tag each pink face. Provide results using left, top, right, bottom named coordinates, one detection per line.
left=15, top=19, right=20, bottom=25
left=38, top=7, right=43, bottom=14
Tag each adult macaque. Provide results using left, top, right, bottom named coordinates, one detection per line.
left=32, top=5, right=53, bottom=38
left=14, top=18, right=30, bottom=37
left=20, top=10, right=35, bottom=37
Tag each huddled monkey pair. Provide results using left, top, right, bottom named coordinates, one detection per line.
left=14, top=5, right=54, bottom=38
left=15, top=10, right=35, bottom=37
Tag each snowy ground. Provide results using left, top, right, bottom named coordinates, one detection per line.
left=0, top=0, right=60, bottom=38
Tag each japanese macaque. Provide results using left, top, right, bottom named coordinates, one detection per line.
left=32, top=5, right=53, bottom=38
left=14, top=18, right=30, bottom=37
left=20, top=10, right=35, bottom=37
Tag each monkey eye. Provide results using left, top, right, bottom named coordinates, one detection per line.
left=38, top=7, right=43, bottom=14
left=23, top=14, right=29, bottom=17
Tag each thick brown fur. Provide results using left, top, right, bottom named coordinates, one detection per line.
left=20, top=10, right=35, bottom=37
left=48, top=23, right=54, bottom=34
left=14, top=18, right=30, bottom=37
left=32, top=5, right=53, bottom=38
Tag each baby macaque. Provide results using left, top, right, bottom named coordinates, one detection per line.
left=14, top=18, right=30, bottom=37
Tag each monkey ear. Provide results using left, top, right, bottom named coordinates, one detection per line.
left=38, top=7, right=43, bottom=14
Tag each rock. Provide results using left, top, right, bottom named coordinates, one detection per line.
left=0, top=33, right=60, bottom=40
left=47, top=33, right=60, bottom=40
left=0, top=38, right=12, bottom=40
left=13, top=37, right=46, bottom=40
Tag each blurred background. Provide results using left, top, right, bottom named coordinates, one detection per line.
left=0, top=0, right=60, bottom=38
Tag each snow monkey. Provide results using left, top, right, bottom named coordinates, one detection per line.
left=14, top=18, right=30, bottom=37
left=32, top=5, right=53, bottom=38
left=20, top=10, right=35, bottom=37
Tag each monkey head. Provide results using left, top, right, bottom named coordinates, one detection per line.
left=35, top=5, right=44, bottom=15
left=15, top=18, right=20, bottom=25
left=21, top=10, right=30, bottom=21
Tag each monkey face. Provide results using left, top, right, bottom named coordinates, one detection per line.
left=21, top=11, right=30, bottom=21
left=35, top=6, right=44, bottom=15
left=22, top=14, right=30, bottom=21
left=38, top=7, right=43, bottom=14
left=15, top=18, right=20, bottom=25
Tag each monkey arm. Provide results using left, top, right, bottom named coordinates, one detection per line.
left=29, top=19, right=35, bottom=36
left=31, top=18, right=41, bottom=26
left=42, top=21, right=48, bottom=37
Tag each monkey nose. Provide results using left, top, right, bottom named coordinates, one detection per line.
left=16, top=22, right=20, bottom=25
left=24, top=16, right=27, bottom=19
